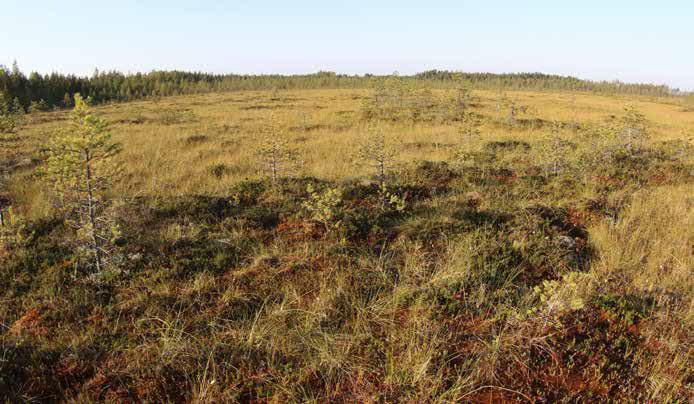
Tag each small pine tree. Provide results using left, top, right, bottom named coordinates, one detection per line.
left=409, top=87, right=434, bottom=122
left=358, top=126, right=395, bottom=190
left=458, top=113, right=481, bottom=145
left=617, top=105, right=649, bottom=153
left=539, top=121, right=573, bottom=176
left=449, top=84, right=473, bottom=120
left=456, top=85, right=472, bottom=111
left=504, top=99, right=529, bottom=126
left=0, top=94, right=17, bottom=134
left=254, top=118, right=300, bottom=183
left=63, top=93, right=73, bottom=108
left=576, top=123, right=614, bottom=177
left=683, top=94, right=694, bottom=112
left=28, top=99, right=48, bottom=113
left=384, top=73, right=408, bottom=113
left=455, top=113, right=482, bottom=169
left=357, top=126, right=404, bottom=210
left=270, top=87, right=284, bottom=101
left=362, top=73, right=415, bottom=122
left=45, top=94, right=122, bottom=274
left=495, top=90, right=507, bottom=121
left=303, top=184, right=343, bottom=233
left=11, top=97, right=24, bottom=115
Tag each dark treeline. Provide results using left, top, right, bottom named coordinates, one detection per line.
left=0, top=62, right=683, bottom=111
left=414, top=70, right=681, bottom=97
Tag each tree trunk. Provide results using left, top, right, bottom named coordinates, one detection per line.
left=84, top=150, right=103, bottom=273
left=378, top=158, right=388, bottom=210
left=271, top=152, right=278, bottom=183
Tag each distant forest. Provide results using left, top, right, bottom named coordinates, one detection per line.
left=0, top=62, right=684, bottom=111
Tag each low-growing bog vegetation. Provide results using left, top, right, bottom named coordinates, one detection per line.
left=0, top=81, right=692, bottom=402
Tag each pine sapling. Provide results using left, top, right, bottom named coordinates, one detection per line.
left=255, top=118, right=300, bottom=184
left=449, top=84, right=473, bottom=121
left=617, top=105, right=649, bottom=154
left=0, top=206, right=28, bottom=254
left=495, top=90, right=507, bottom=121
left=505, top=99, right=529, bottom=126
left=455, top=113, right=482, bottom=168
left=303, top=184, right=343, bottom=233
left=11, top=97, right=24, bottom=115
left=540, top=120, right=573, bottom=176
left=459, top=113, right=481, bottom=145
left=362, top=73, right=413, bottom=121
left=45, top=94, right=122, bottom=274
left=683, top=94, right=694, bottom=112
left=357, top=126, right=404, bottom=211
left=0, top=94, right=17, bottom=134
left=456, top=85, right=472, bottom=112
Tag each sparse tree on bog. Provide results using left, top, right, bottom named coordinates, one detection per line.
left=458, top=113, right=482, bottom=145
left=455, top=113, right=482, bottom=169
left=45, top=94, right=122, bottom=274
left=357, top=126, right=405, bottom=211
left=576, top=123, right=614, bottom=178
left=358, top=126, right=395, bottom=191
left=0, top=93, right=17, bottom=134
left=0, top=93, right=18, bottom=228
left=28, top=99, right=50, bottom=113
left=11, top=97, right=24, bottom=115
left=63, top=93, right=73, bottom=108
left=617, top=105, right=649, bottom=153
left=455, top=85, right=472, bottom=111
left=255, top=118, right=300, bottom=183
left=303, top=184, right=343, bottom=233
left=539, top=120, right=573, bottom=176
left=363, top=73, right=426, bottom=122
left=495, top=89, right=507, bottom=121
left=504, top=98, right=529, bottom=126
left=449, top=83, right=473, bottom=120
left=682, top=94, right=694, bottom=112
left=494, top=91, right=529, bottom=126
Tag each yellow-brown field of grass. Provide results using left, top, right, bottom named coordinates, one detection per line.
left=1, top=87, right=693, bottom=402
left=10, top=88, right=694, bottom=201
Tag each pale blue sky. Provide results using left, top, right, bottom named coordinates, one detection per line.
left=1, top=1, right=692, bottom=90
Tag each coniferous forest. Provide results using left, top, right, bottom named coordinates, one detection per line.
left=0, top=62, right=682, bottom=112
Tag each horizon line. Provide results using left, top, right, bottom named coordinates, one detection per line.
left=1, top=62, right=687, bottom=93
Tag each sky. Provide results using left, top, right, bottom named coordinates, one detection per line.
left=1, top=1, right=692, bottom=90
